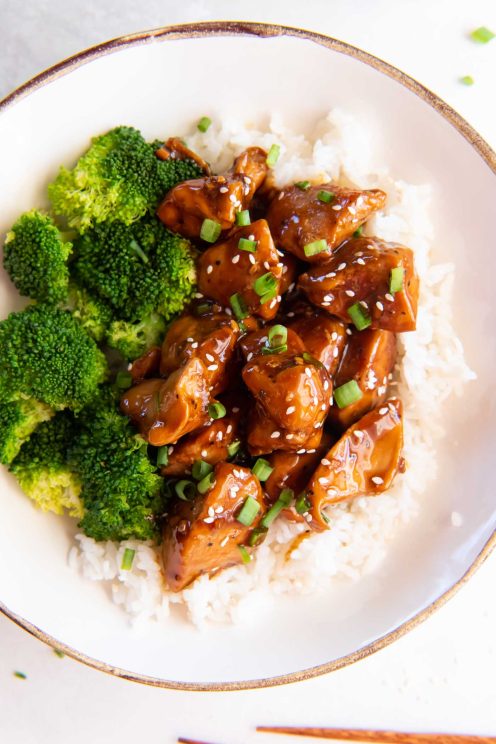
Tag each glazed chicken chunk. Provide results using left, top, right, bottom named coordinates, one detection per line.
left=287, top=307, right=347, bottom=377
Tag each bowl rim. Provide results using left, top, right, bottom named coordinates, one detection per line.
left=0, top=20, right=495, bottom=692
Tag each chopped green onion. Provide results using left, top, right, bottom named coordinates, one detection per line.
left=470, top=26, right=495, bottom=43
left=121, top=548, right=135, bottom=571
left=302, top=351, right=325, bottom=370
left=460, top=75, right=475, bottom=86
left=192, top=459, right=213, bottom=481
left=261, top=488, right=294, bottom=528
left=295, top=180, right=310, bottom=190
left=252, top=458, right=273, bottom=482
left=268, top=324, right=288, bottom=347
left=200, top=218, right=222, bottom=243
left=237, top=496, right=261, bottom=526
left=303, top=239, right=328, bottom=257
left=334, top=380, right=363, bottom=409
left=260, top=289, right=277, bottom=305
left=238, top=237, right=257, bottom=253
left=295, top=493, right=311, bottom=514
left=175, top=479, right=197, bottom=500
left=317, top=190, right=335, bottom=204
left=254, top=272, right=278, bottom=297
left=156, top=446, right=169, bottom=467
left=248, top=526, right=268, bottom=547
left=116, top=371, right=133, bottom=389
left=353, top=225, right=364, bottom=238
left=197, top=116, right=212, bottom=132
left=227, top=440, right=241, bottom=458
left=321, top=510, right=331, bottom=525
left=53, top=649, right=65, bottom=658
left=261, top=343, right=287, bottom=355
left=238, top=545, right=252, bottom=564
left=230, top=293, right=249, bottom=321
left=347, top=302, right=371, bottom=331
left=390, top=266, right=405, bottom=294
left=14, top=671, right=26, bottom=680
left=130, top=239, right=149, bottom=264
left=266, top=144, right=280, bottom=167
left=195, top=301, right=212, bottom=316
left=197, top=472, right=216, bottom=495
left=236, top=210, right=251, bottom=226
left=208, top=401, right=227, bottom=420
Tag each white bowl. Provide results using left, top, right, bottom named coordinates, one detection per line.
left=0, top=22, right=495, bottom=690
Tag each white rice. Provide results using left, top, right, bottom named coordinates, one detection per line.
left=68, top=110, right=475, bottom=627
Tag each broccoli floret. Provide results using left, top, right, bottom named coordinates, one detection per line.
left=69, top=391, right=164, bottom=541
left=48, top=126, right=203, bottom=232
left=65, top=282, right=113, bottom=343
left=0, top=304, right=107, bottom=409
left=3, top=210, right=72, bottom=304
left=0, top=398, right=53, bottom=465
left=10, top=412, right=82, bottom=517
left=73, top=215, right=196, bottom=321
left=106, top=312, right=167, bottom=360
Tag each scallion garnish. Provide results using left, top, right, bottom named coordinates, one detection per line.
left=130, top=239, right=149, bottom=264
left=268, top=324, right=288, bottom=347
left=200, top=218, right=222, bottom=243
left=260, top=288, right=277, bottom=305
left=192, top=459, right=213, bottom=481
left=175, top=479, right=197, bottom=501
left=236, top=210, right=251, bottom=226
left=295, top=180, right=310, bottom=190
left=197, top=472, right=216, bottom=495
left=53, top=649, right=65, bottom=658
left=237, top=496, right=261, bottom=526
left=334, top=380, right=363, bottom=409
left=252, top=458, right=273, bottom=482
left=317, top=190, right=335, bottom=204
left=303, top=239, right=328, bottom=257
left=302, top=351, right=325, bottom=370
left=195, top=301, right=212, bottom=316
left=13, top=671, right=26, bottom=680
left=208, top=401, right=227, bottom=420
left=227, top=440, right=241, bottom=458
left=121, top=548, right=135, bottom=571
left=261, top=343, right=287, bottom=355
left=347, top=302, right=371, bottom=331
left=295, top=493, right=311, bottom=514
left=197, top=116, right=212, bottom=132
left=238, top=545, right=252, bottom=564
left=460, top=75, right=475, bottom=86
left=248, top=526, right=268, bottom=547
left=470, top=26, right=495, bottom=43
left=156, top=445, right=169, bottom=467
left=266, top=144, right=280, bottom=167
left=238, top=237, right=257, bottom=253
left=230, top=293, right=249, bottom=321
left=254, top=272, right=278, bottom=297
left=261, top=488, right=294, bottom=528
left=353, top=225, right=363, bottom=238
left=389, top=266, right=404, bottom=294
left=116, top=371, right=132, bottom=389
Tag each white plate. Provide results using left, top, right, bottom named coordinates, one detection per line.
left=0, top=22, right=495, bottom=690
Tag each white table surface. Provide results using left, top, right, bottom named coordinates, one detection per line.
left=1, top=1, right=495, bottom=742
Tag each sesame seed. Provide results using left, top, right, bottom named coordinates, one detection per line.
left=385, top=293, right=394, bottom=302
left=328, top=272, right=336, bottom=278
left=297, top=449, right=306, bottom=454
left=191, top=342, right=199, bottom=349
left=379, top=407, right=388, bottom=415
left=219, top=186, right=228, bottom=193
left=329, top=397, right=333, bottom=405
left=232, top=407, right=240, bottom=413
left=201, top=449, right=208, bottom=457
left=337, top=262, right=346, bottom=271
left=208, top=506, right=215, bottom=517
left=346, top=328, right=352, bottom=336
left=249, top=254, right=256, bottom=264
left=269, top=298, right=277, bottom=309
left=186, top=337, right=194, bottom=342
left=321, top=302, right=330, bottom=307
left=217, top=431, right=223, bottom=441
left=271, top=431, right=281, bottom=438
left=278, top=192, right=285, bottom=200
left=232, top=255, right=240, bottom=264
left=208, top=364, right=218, bottom=371
left=348, top=206, right=356, bottom=215
left=277, top=250, right=284, bottom=257
left=305, top=513, right=313, bottom=522
left=333, top=347, right=339, bottom=358
left=206, top=265, right=213, bottom=274
left=225, top=308, right=232, bottom=315
left=244, top=176, right=252, bottom=183
left=359, top=300, right=368, bottom=309
left=314, top=422, right=321, bottom=428
left=287, top=311, right=295, bottom=318
left=345, top=290, right=355, bottom=297
left=353, top=430, right=364, bottom=441
left=220, top=536, right=229, bottom=547
left=286, top=406, right=296, bottom=414
left=321, top=403, right=326, bottom=410
left=376, top=301, right=384, bottom=312
left=323, top=380, right=329, bottom=391
left=318, top=477, right=329, bottom=484
left=195, top=292, right=204, bottom=299
left=248, top=234, right=255, bottom=241
left=307, top=449, right=316, bottom=454
left=226, top=424, right=233, bottom=434
left=206, top=353, right=215, bottom=362
left=326, top=487, right=338, bottom=496
left=323, top=294, right=334, bottom=302
left=233, top=469, right=245, bottom=479
left=331, top=331, right=338, bottom=341
left=168, top=446, right=174, bottom=454
left=378, top=385, right=386, bottom=395
left=244, top=186, right=250, bottom=195
left=246, top=352, right=253, bottom=361
left=229, top=194, right=237, bottom=203
left=332, top=204, right=342, bottom=211
left=305, top=367, right=312, bottom=377
left=286, top=433, right=294, bottom=440
left=357, top=258, right=365, bottom=265
left=371, top=476, right=384, bottom=485
left=203, top=517, right=215, bottom=524
left=321, top=458, right=331, bottom=466
left=215, top=505, right=224, bottom=514
left=263, top=261, right=271, bottom=270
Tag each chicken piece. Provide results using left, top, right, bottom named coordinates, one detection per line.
left=247, top=405, right=324, bottom=456
left=161, top=395, right=246, bottom=477
left=307, top=399, right=404, bottom=528
left=239, top=327, right=305, bottom=362
left=120, top=357, right=210, bottom=446
left=155, top=137, right=210, bottom=174
left=288, top=312, right=347, bottom=377
left=157, top=147, right=267, bottom=239
left=162, top=462, right=266, bottom=591
left=328, top=328, right=397, bottom=430
left=197, top=219, right=283, bottom=321
left=232, top=147, right=269, bottom=200
left=160, top=311, right=239, bottom=395
left=266, top=184, right=386, bottom=263
left=129, top=346, right=161, bottom=384
left=298, top=236, right=419, bottom=333
left=264, top=431, right=333, bottom=503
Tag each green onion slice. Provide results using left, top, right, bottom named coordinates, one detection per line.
left=200, top=218, right=222, bottom=243
left=353, top=225, right=363, bottom=238
left=197, top=116, right=212, bottom=132
left=334, top=380, right=363, bottom=409
left=317, top=190, right=335, bottom=204
left=130, top=239, right=149, bottom=264
left=260, top=289, right=277, bottom=305
left=302, top=351, right=325, bottom=370
left=197, top=472, right=216, bottom=495
left=230, top=293, right=249, bottom=321
left=254, top=272, right=278, bottom=297
left=389, top=266, right=404, bottom=294
left=208, top=401, right=227, bottom=420
left=261, top=488, right=294, bottom=528
left=192, top=459, right=213, bottom=481
left=156, top=446, right=169, bottom=467
left=238, top=237, right=257, bottom=253
left=261, top=343, right=287, bottom=355
left=195, top=301, right=212, bottom=316
left=303, top=239, right=328, bottom=258
left=347, top=302, right=371, bottom=331
left=268, top=324, right=288, bottom=347
left=175, top=479, right=197, bottom=501
left=295, top=180, right=310, bottom=190
left=238, top=545, right=252, bottom=564
left=227, top=440, right=241, bottom=458
left=295, top=493, right=311, bottom=515
left=121, top=548, right=135, bottom=571
left=460, top=75, right=475, bottom=86
left=248, top=526, right=268, bottom=547
left=116, top=371, right=133, bottom=389
left=252, top=458, right=273, bottom=482
left=53, top=649, right=65, bottom=658
left=470, top=26, right=495, bottom=43
left=266, top=144, right=280, bottom=167
left=14, top=672, right=27, bottom=680
left=236, top=210, right=251, bottom=226
left=237, top=496, right=261, bottom=526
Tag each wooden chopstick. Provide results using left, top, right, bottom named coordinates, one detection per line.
left=256, top=726, right=496, bottom=743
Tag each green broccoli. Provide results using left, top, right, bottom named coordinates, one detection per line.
left=10, top=412, right=83, bottom=517
left=106, top=312, right=167, bottom=360
left=0, top=304, right=107, bottom=409
left=73, top=215, right=197, bottom=321
left=69, top=390, right=164, bottom=541
left=65, top=282, right=113, bottom=343
left=48, top=126, right=203, bottom=232
left=3, top=210, right=72, bottom=304
left=0, top=398, right=54, bottom=465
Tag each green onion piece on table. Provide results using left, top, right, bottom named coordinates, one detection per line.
left=237, top=496, right=261, bottom=526
left=347, top=302, right=371, bottom=330
left=334, top=380, right=363, bottom=409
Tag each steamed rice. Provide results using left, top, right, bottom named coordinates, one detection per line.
left=68, top=110, right=475, bottom=627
